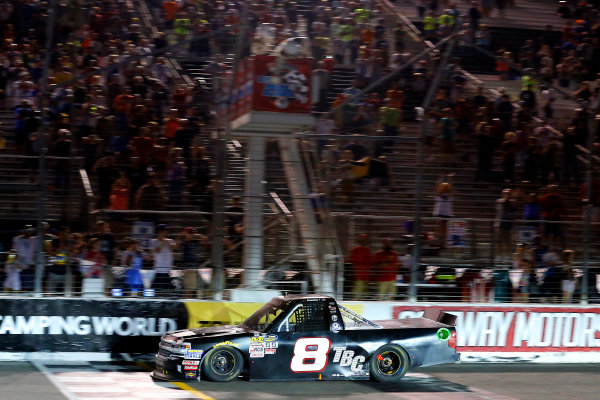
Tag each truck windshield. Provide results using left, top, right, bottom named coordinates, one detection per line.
left=239, top=298, right=287, bottom=332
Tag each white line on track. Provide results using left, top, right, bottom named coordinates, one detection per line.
left=31, top=361, right=81, bottom=400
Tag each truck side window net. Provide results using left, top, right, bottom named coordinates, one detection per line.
left=280, top=303, right=330, bottom=332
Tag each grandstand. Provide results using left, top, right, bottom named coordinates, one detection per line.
left=0, top=0, right=598, bottom=303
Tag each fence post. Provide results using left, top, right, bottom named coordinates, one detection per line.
left=469, top=218, right=477, bottom=259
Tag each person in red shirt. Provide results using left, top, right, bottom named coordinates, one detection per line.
left=129, top=127, right=155, bottom=164
left=539, top=184, right=565, bottom=245
left=163, top=0, right=178, bottom=29
left=84, top=239, right=106, bottom=278
left=373, top=238, right=398, bottom=301
left=349, top=234, right=373, bottom=299
left=163, top=109, right=180, bottom=140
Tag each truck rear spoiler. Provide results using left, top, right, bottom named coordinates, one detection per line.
left=422, top=309, right=457, bottom=326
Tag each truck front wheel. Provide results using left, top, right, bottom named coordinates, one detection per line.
left=201, top=346, right=244, bottom=382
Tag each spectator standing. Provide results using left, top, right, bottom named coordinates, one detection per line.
left=122, top=239, right=145, bottom=296
left=541, top=135, right=560, bottom=184
left=514, top=242, right=535, bottom=303
left=438, top=108, right=456, bottom=166
left=91, top=221, right=117, bottom=268
left=109, top=171, right=131, bottom=211
left=180, top=227, right=207, bottom=297
left=523, top=192, right=541, bottom=228
left=53, top=128, right=73, bottom=192
left=84, top=238, right=106, bottom=279
left=433, top=176, right=454, bottom=249
left=497, top=94, right=514, bottom=129
left=475, top=124, right=494, bottom=183
left=150, top=225, right=176, bottom=296
left=46, top=238, right=68, bottom=294
left=93, top=155, right=119, bottom=209
left=539, top=184, right=565, bottom=245
left=495, top=189, right=517, bottom=260
left=560, top=249, right=576, bottom=303
left=540, top=246, right=562, bottom=303
left=495, top=0, right=507, bottom=18
left=519, top=84, right=537, bottom=113
left=12, top=225, right=36, bottom=291
left=134, top=171, right=167, bottom=211
left=372, top=238, right=398, bottom=301
left=423, top=11, right=438, bottom=41
left=562, top=126, right=581, bottom=185
left=468, top=1, right=482, bottom=30
left=481, top=0, right=493, bottom=17
left=349, top=234, right=373, bottom=299
left=540, top=85, right=556, bottom=121
left=501, top=131, right=518, bottom=183
left=167, top=157, right=187, bottom=206
left=3, top=251, right=21, bottom=293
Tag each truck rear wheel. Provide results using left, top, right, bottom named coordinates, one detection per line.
left=369, top=344, right=409, bottom=383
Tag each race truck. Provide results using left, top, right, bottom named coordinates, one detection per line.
left=152, top=294, right=459, bottom=382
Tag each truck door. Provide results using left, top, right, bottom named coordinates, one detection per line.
left=248, top=300, right=346, bottom=380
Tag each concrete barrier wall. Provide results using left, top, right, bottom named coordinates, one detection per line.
left=1, top=298, right=598, bottom=362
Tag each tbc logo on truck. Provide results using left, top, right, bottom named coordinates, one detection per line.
left=332, top=347, right=365, bottom=372
left=0, top=316, right=177, bottom=336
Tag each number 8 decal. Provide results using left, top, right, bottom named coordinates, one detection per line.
left=290, top=337, right=331, bottom=373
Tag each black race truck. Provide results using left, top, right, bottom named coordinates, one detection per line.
left=152, top=294, right=459, bottom=382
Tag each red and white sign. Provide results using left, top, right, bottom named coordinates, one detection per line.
left=252, top=55, right=312, bottom=114
left=392, top=305, right=600, bottom=353
left=231, top=57, right=254, bottom=120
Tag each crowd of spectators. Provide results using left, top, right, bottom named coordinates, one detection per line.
left=1, top=0, right=217, bottom=211
left=1, top=0, right=600, bottom=302
left=347, top=230, right=596, bottom=303
left=2, top=220, right=213, bottom=296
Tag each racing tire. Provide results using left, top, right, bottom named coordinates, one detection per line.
left=201, top=346, right=244, bottom=382
left=369, top=344, right=410, bottom=383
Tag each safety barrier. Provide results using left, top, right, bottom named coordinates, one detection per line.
left=1, top=298, right=598, bottom=362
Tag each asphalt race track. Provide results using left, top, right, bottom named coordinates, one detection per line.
left=0, top=361, right=598, bottom=400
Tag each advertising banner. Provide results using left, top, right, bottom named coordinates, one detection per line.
left=231, top=57, right=253, bottom=120
left=252, top=55, right=312, bottom=113
left=2, top=298, right=598, bottom=362
left=0, top=299, right=188, bottom=353
left=391, top=304, right=600, bottom=355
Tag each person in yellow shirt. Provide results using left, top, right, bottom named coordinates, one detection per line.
left=423, top=11, right=437, bottom=41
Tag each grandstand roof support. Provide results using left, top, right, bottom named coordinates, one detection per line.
left=580, top=103, right=599, bottom=304
left=210, top=10, right=250, bottom=299
left=34, top=0, right=57, bottom=296
left=241, top=135, right=266, bottom=289
left=410, top=28, right=460, bottom=302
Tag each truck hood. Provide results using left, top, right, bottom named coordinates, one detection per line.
left=167, top=325, right=253, bottom=340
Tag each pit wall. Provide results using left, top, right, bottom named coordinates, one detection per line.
left=0, top=298, right=598, bottom=362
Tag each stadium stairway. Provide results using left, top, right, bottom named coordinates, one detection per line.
left=394, top=0, right=565, bottom=31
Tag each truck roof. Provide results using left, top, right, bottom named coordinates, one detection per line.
left=279, top=294, right=335, bottom=302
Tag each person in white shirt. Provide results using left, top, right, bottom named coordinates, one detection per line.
left=12, top=225, right=36, bottom=291
left=150, top=225, right=176, bottom=295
